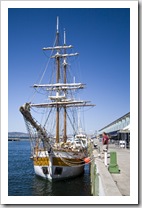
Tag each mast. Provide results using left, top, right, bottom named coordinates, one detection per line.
left=63, top=29, right=67, bottom=142
left=20, top=16, right=96, bottom=157
left=29, top=16, right=95, bottom=144
left=56, top=16, right=60, bottom=143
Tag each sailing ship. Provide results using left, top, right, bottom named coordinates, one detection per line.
left=20, top=17, right=95, bottom=180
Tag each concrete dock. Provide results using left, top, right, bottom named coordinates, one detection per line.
left=92, top=140, right=130, bottom=196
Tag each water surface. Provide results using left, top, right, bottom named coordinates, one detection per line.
left=8, top=140, right=91, bottom=196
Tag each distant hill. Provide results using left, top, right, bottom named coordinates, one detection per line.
left=8, top=132, right=29, bottom=138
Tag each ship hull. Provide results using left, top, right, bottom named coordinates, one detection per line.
left=32, top=150, right=85, bottom=180
left=34, top=163, right=84, bottom=180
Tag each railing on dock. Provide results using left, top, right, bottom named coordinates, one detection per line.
left=88, top=140, right=122, bottom=196
left=88, top=141, right=99, bottom=196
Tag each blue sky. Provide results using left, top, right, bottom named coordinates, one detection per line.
left=8, top=8, right=130, bottom=133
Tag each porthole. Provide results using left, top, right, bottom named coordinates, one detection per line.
left=42, top=167, right=48, bottom=175
left=54, top=167, right=63, bottom=175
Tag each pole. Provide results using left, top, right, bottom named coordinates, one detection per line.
left=104, top=149, right=108, bottom=167
left=63, top=29, right=67, bottom=142
left=56, top=16, right=60, bottom=143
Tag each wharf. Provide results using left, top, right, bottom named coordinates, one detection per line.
left=8, top=138, right=20, bottom=141
left=92, top=139, right=130, bottom=196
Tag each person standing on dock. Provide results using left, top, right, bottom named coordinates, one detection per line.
left=102, top=132, right=109, bottom=151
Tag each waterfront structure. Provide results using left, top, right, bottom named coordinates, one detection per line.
left=98, top=112, right=130, bottom=135
left=8, top=138, right=20, bottom=141
left=98, top=112, right=130, bottom=148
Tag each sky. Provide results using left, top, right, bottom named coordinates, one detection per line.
left=8, top=7, right=130, bottom=134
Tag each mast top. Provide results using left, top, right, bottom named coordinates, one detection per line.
left=57, top=16, right=59, bottom=33
left=64, top=29, right=66, bottom=45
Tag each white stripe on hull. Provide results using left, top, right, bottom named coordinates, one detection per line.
left=34, top=164, right=84, bottom=180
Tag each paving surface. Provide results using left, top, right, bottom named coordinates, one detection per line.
left=93, top=140, right=130, bottom=196
left=109, top=146, right=130, bottom=196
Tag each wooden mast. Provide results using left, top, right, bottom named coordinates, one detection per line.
left=63, top=29, right=67, bottom=142
left=56, top=16, right=60, bottom=143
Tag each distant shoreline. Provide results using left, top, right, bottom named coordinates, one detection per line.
left=8, top=137, right=29, bottom=141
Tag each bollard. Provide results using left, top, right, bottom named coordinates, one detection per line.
left=104, top=149, right=108, bottom=167
left=98, top=146, right=101, bottom=158
left=108, top=151, right=120, bottom=173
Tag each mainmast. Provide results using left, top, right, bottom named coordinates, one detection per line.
left=56, top=16, right=60, bottom=143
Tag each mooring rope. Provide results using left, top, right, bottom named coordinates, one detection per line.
left=56, top=152, right=96, bottom=167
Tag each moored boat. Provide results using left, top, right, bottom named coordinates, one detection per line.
left=20, top=17, right=95, bottom=180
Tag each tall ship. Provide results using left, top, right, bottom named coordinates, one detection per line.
left=20, top=17, right=95, bottom=180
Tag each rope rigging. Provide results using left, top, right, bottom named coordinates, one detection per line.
left=56, top=151, right=96, bottom=167
left=19, top=103, right=51, bottom=151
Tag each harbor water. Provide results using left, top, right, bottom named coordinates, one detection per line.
left=8, top=140, right=92, bottom=196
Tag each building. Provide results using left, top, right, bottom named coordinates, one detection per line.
left=98, top=112, right=130, bottom=148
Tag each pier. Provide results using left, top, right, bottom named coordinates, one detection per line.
left=8, top=138, right=20, bottom=141
left=90, top=139, right=130, bottom=196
